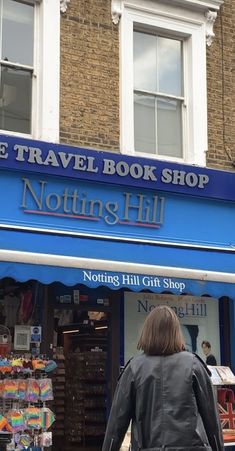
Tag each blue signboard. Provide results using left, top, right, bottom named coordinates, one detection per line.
left=0, top=170, right=235, bottom=247
left=0, top=134, right=235, bottom=202
left=0, top=260, right=233, bottom=300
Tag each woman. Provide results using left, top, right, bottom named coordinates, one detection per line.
left=102, top=305, right=224, bottom=451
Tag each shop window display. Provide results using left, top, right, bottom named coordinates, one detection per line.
left=0, top=279, right=42, bottom=357
left=123, top=291, right=235, bottom=447
left=50, top=283, right=111, bottom=451
left=0, top=279, right=113, bottom=451
left=123, top=291, right=221, bottom=364
left=0, top=355, right=57, bottom=449
left=0, top=280, right=58, bottom=451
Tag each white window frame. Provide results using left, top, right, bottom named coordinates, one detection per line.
left=0, top=0, right=60, bottom=142
left=118, top=0, right=222, bottom=166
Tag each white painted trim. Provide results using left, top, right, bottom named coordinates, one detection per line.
left=119, top=1, right=211, bottom=165
left=0, top=223, right=235, bottom=253
left=111, top=0, right=123, bottom=24
left=205, top=10, right=217, bottom=46
left=187, top=22, right=208, bottom=165
left=60, top=0, right=70, bottom=13
left=162, top=0, right=223, bottom=11
left=0, top=249, right=234, bottom=283
left=113, top=0, right=223, bottom=19
left=120, top=11, right=134, bottom=153
left=36, top=0, right=60, bottom=142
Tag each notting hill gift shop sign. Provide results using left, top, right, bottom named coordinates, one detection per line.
left=0, top=134, right=234, bottom=202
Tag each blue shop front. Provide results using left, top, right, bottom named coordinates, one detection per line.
left=0, top=134, right=234, bottom=450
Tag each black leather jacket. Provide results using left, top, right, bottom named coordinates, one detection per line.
left=102, top=351, right=224, bottom=451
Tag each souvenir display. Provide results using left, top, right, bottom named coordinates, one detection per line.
left=0, top=355, right=57, bottom=450
left=210, top=366, right=235, bottom=446
left=7, top=410, right=25, bottom=433
left=38, top=380, right=53, bottom=403
left=25, top=380, right=40, bottom=403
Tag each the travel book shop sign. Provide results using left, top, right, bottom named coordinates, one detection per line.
left=1, top=134, right=233, bottom=201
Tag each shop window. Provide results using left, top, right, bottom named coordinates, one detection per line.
left=0, top=278, right=40, bottom=354
left=118, top=0, right=214, bottom=166
left=123, top=292, right=221, bottom=365
left=0, top=0, right=59, bottom=141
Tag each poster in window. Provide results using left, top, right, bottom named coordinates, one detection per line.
left=124, top=292, right=220, bottom=365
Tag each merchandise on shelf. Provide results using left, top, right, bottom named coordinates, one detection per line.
left=0, top=355, right=57, bottom=450
left=65, top=349, right=107, bottom=445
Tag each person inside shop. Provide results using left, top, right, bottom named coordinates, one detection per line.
left=102, top=305, right=224, bottom=451
left=202, top=340, right=217, bottom=366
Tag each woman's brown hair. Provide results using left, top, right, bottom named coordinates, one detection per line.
left=137, top=305, right=185, bottom=355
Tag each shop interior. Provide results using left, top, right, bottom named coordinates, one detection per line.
left=0, top=277, right=119, bottom=451
left=0, top=277, right=233, bottom=450
left=51, top=282, right=112, bottom=451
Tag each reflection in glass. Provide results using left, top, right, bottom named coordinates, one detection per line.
left=2, top=0, right=34, bottom=66
left=133, top=30, right=183, bottom=157
left=134, top=32, right=182, bottom=97
left=134, top=94, right=156, bottom=154
left=157, top=98, right=182, bottom=158
left=134, top=32, right=157, bottom=92
left=134, top=94, right=183, bottom=157
left=0, top=66, right=32, bottom=133
left=158, top=37, right=182, bottom=96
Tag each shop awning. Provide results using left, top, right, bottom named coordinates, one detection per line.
left=0, top=228, right=234, bottom=299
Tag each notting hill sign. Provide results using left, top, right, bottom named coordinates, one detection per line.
left=0, top=134, right=234, bottom=202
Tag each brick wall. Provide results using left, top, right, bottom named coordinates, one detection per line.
left=60, top=0, right=119, bottom=151
left=60, top=0, right=235, bottom=171
left=207, top=1, right=235, bottom=171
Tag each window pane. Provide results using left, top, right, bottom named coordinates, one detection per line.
left=0, top=65, right=32, bottom=133
left=157, top=98, right=182, bottom=158
left=2, top=0, right=34, bottom=66
left=134, top=93, right=156, bottom=154
left=134, top=31, right=157, bottom=92
left=157, top=37, right=182, bottom=96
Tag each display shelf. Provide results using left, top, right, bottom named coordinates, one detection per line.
left=209, top=366, right=235, bottom=386
left=54, top=303, right=110, bottom=312
left=51, top=355, right=65, bottom=442
left=65, top=345, right=107, bottom=450
left=0, top=431, right=12, bottom=451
